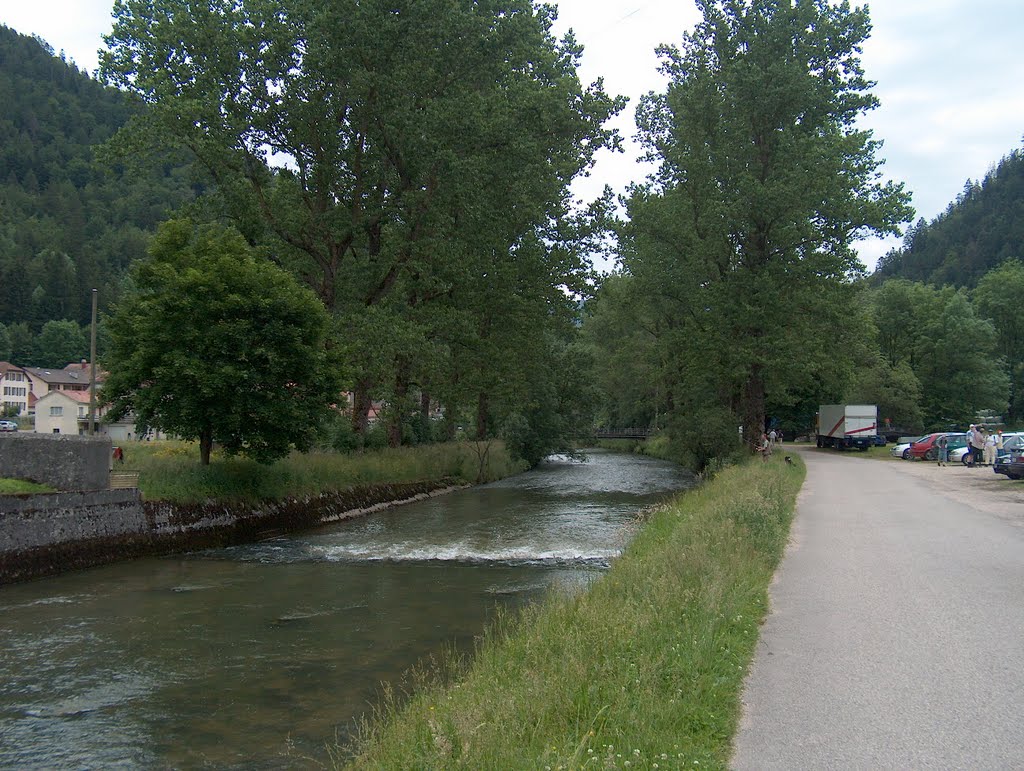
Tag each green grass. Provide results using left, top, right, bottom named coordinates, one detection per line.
left=343, top=454, right=804, bottom=769
left=118, top=440, right=527, bottom=503
left=0, top=478, right=55, bottom=494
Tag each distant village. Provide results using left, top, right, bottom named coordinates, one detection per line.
left=0, top=359, right=165, bottom=439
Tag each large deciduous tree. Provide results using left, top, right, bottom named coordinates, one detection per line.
left=624, top=0, right=911, bottom=451
left=102, top=219, right=342, bottom=465
left=99, top=0, right=623, bottom=440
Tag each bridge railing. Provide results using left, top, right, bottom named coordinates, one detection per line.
left=589, top=428, right=653, bottom=440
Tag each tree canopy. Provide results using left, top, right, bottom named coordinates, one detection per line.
left=615, top=0, right=911, bottom=455
left=102, top=219, right=342, bottom=465
left=99, top=0, right=624, bottom=458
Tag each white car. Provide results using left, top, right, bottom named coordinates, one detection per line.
left=891, top=436, right=926, bottom=459
left=0, top=420, right=17, bottom=432
left=952, top=432, right=1024, bottom=465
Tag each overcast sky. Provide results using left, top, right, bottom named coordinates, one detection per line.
left=3, top=1, right=1022, bottom=272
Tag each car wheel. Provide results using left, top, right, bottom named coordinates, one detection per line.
left=902, top=448, right=911, bottom=460
left=962, top=454, right=971, bottom=466
left=1008, top=473, right=1021, bottom=480
left=925, top=449, right=936, bottom=461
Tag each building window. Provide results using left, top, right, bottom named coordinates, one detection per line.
left=49, top=406, right=63, bottom=417
left=52, top=428, right=60, bottom=433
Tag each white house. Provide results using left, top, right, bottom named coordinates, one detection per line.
left=0, top=361, right=31, bottom=416
left=34, top=390, right=94, bottom=435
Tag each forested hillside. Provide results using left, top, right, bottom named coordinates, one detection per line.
left=0, top=25, right=194, bottom=354
left=873, top=146, right=1024, bottom=287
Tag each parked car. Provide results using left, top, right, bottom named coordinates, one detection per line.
left=907, top=432, right=967, bottom=461
left=891, top=436, right=926, bottom=459
left=994, top=443, right=1024, bottom=479
left=965, top=432, right=1024, bottom=467
left=0, top=420, right=17, bottom=432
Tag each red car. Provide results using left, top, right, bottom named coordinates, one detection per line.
left=906, top=432, right=967, bottom=461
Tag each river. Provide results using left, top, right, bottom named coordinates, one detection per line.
left=0, top=449, right=693, bottom=769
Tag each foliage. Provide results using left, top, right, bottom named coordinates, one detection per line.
left=102, top=219, right=342, bottom=465
left=345, top=455, right=803, bottom=768
left=612, top=0, right=911, bottom=463
left=100, top=0, right=624, bottom=452
left=874, top=146, right=1024, bottom=287
left=0, top=24, right=195, bottom=339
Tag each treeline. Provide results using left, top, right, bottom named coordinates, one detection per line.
left=0, top=24, right=195, bottom=334
left=585, top=261, right=1023, bottom=452
left=874, top=147, right=1024, bottom=287
left=94, top=0, right=623, bottom=465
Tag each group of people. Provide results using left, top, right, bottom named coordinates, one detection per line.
left=936, top=425, right=1002, bottom=467
left=757, top=428, right=783, bottom=460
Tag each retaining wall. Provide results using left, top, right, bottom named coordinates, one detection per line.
left=0, top=433, right=111, bottom=491
left=0, top=479, right=463, bottom=585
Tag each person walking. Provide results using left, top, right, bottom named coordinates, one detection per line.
left=936, top=433, right=949, bottom=466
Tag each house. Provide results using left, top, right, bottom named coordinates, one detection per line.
left=22, top=361, right=99, bottom=411
left=33, top=390, right=95, bottom=435
left=0, top=361, right=31, bottom=416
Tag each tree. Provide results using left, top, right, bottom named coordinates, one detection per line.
left=102, top=219, right=342, bottom=465
left=626, top=0, right=912, bottom=454
left=99, top=0, right=624, bottom=439
left=35, top=319, right=86, bottom=367
left=974, top=260, right=1024, bottom=421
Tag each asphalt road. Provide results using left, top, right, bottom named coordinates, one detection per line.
left=731, top=447, right=1024, bottom=770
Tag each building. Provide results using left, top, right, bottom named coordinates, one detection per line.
left=22, top=361, right=98, bottom=412
left=0, top=362, right=31, bottom=416
left=33, top=390, right=94, bottom=435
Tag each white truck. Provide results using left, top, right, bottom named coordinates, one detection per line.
left=816, top=404, right=878, bottom=450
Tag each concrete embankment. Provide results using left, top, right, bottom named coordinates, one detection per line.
left=0, top=479, right=463, bottom=585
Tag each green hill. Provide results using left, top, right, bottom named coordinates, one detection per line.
left=873, top=146, right=1024, bottom=287
left=0, top=24, right=194, bottom=335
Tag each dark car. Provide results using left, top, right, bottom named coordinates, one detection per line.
left=994, top=444, right=1024, bottom=479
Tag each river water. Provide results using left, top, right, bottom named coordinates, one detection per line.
left=0, top=450, right=693, bottom=769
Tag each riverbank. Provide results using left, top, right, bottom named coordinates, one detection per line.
left=0, top=441, right=527, bottom=584
left=344, top=453, right=804, bottom=768
left=120, top=439, right=526, bottom=503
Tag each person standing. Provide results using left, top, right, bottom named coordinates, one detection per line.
left=969, top=425, right=985, bottom=467
left=936, top=433, right=949, bottom=466
left=768, top=428, right=778, bottom=448
left=985, top=429, right=998, bottom=466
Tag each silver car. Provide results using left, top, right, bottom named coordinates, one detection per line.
left=0, top=420, right=18, bottom=432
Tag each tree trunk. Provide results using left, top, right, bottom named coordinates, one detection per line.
left=475, top=391, right=489, bottom=441
left=352, top=380, right=372, bottom=438
left=444, top=400, right=457, bottom=441
left=420, top=390, right=431, bottom=440
left=200, top=427, right=213, bottom=466
left=741, top=364, right=766, bottom=452
left=388, top=361, right=410, bottom=448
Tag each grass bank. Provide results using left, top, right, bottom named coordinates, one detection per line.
left=0, top=479, right=54, bottom=494
left=344, top=454, right=804, bottom=769
left=117, top=440, right=526, bottom=503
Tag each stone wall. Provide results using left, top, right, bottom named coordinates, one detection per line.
left=0, top=433, right=111, bottom=491
left=0, top=489, right=144, bottom=551
left=0, top=479, right=464, bottom=585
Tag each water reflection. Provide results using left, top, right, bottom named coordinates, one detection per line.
left=0, top=450, right=692, bottom=768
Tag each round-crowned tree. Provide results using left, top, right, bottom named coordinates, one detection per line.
left=102, top=219, right=342, bottom=464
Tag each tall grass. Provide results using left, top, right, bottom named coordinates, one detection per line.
left=343, top=454, right=804, bottom=769
left=118, top=440, right=526, bottom=503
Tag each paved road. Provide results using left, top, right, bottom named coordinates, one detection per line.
left=732, top=447, right=1024, bottom=770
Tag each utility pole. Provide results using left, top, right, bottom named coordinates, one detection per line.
left=88, top=288, right=97, bottom=436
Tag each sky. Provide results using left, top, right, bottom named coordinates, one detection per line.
left=2, top=1, right=1022, bottom=272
